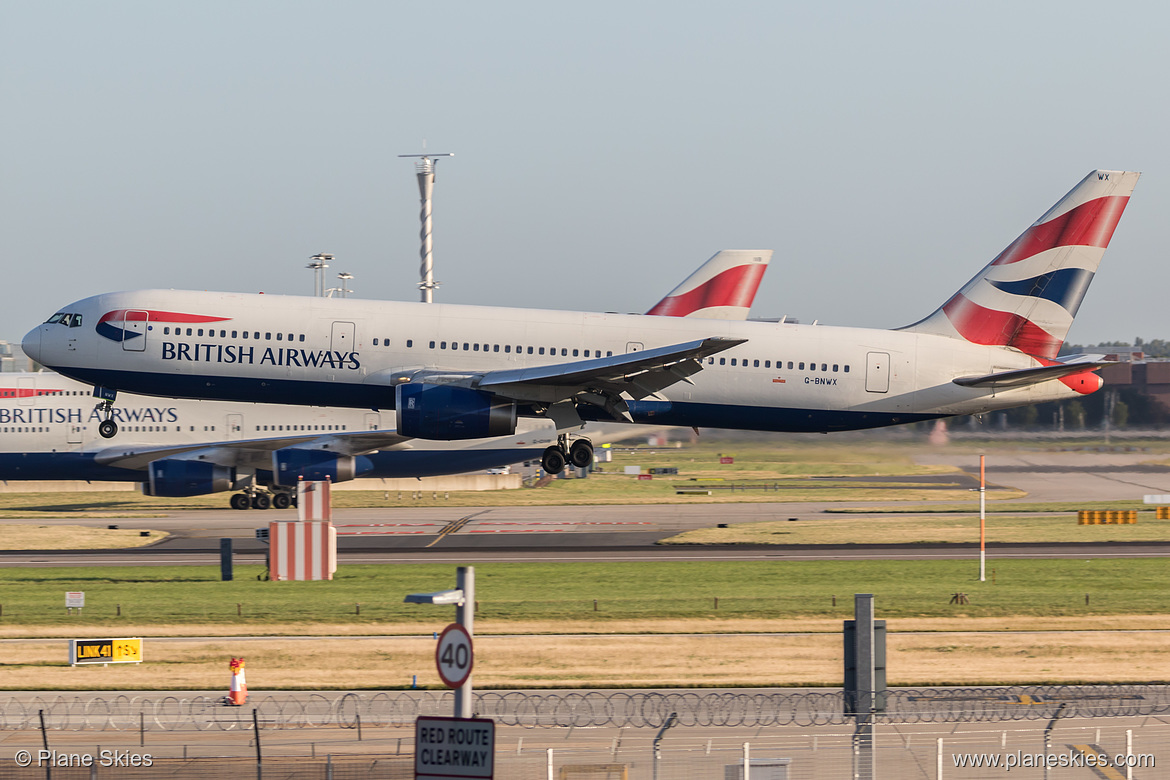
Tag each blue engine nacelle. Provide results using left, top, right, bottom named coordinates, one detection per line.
left=272, top=448, right=373, bottom=487
left=396, top=383, right=517, bottom=440
left=143, top=459, right=237, bottom=497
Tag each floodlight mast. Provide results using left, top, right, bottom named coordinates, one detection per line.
left=307, top=253, right=333, bottom=297
left=399, top=153, right=454, bottom=303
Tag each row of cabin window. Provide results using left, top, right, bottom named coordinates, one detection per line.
left=425, top=340, right=614, bottom=357
left=4, top=425, right=171, bottom=433
left=708, top=357, right=851, bottom=372
left=0, top=391, right=86, bottom=397
left=161, top=327, right=307, bottom=342
left=255, top=424, right=347, bottom=431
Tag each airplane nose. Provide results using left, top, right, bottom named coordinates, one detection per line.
left=21, top=326, right=42, bottom=364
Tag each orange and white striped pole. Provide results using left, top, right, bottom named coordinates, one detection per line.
left=228, top=657, right=247, bottom=706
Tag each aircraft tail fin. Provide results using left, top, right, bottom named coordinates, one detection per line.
left=901, top=170, right=1140, bottom=359
left=646, top=250, right=772, bottom=320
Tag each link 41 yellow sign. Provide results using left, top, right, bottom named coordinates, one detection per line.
left=69, top=638, right=143, bottom=666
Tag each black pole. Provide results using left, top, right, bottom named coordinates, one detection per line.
left=253, top=707, right=262, bottom=780
left=38, top=709, right=50, bottom=780
left=220, top=538, right=234, bottom=581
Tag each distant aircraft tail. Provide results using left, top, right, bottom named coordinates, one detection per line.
left=902, top=170, right=1140, bottom=360
left=646, top=250, right=772, bottom=320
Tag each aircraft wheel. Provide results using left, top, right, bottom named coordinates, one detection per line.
left=272, top=492, right=292, bottom=510
left=229, top=494, right=251, bottom=511
left=541, top=446, right=567, bottom=475
left=98, top=419, right=118, bottom=438
left=568, top=439, right=594, bottom=469
left=251, top=493, right=272, bottom=510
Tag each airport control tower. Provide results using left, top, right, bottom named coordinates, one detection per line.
left=400, top=152, right=454, bottom=303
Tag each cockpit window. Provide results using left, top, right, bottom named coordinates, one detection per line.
left=70, top=314, right=82, bottom=327
left=46, top=313, right=68, bottom=325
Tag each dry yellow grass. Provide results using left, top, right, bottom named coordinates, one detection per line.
left=0, top=525, right=167, bottom=550
left=662, top=513, right=1170, bottom=545
left=3, top=614, right=1169, bottom=640
left=4, top=616, right=1170, bottom=689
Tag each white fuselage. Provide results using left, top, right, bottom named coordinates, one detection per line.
left=23, top=289, right=1091, bottom=435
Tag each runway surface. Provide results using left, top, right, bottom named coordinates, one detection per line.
left=3, top=450, right=1170, bottom=565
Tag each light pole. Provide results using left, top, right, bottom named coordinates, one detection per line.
left=405, top=566, right=475, bottom=718
left=326, top=272, right=354, bottom=298
left=307, top=253, right=333, bottom=297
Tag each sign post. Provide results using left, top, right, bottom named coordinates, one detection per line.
left=65, top=592, right=84, bottom=615
left=69, top=638, right=143, bottom=667
left=405, top=566, right=477, bottom=718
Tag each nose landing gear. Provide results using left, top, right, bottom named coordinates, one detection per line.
left=541, top=435, right=594, bottom=474
left=95, top=400, right=118, bottom=438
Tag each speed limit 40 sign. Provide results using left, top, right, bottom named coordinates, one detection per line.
left=436, top=623, right=473, bottom=688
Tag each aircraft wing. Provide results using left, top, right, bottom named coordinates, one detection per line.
left=473, top=336, right=745, bottom=409
left=94, top=429, right=412, bottom=471
left=952, top=355, right=1112, bottom=389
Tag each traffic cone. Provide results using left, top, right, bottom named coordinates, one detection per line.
left=228, top=657, right=247, bottom=706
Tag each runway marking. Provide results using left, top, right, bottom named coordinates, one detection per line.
left=426, top=510, right=492, bottom=547
left=335, top=523, right=442, bottom=528
left=336, top=530, right=428, bottom=536
left=1071, top=744, right=1128, bottom=780
left=472, top=521, right=653, bottom=526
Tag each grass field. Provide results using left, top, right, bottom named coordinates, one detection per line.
left=660, top=513, right=1170, bottom=544
left=8, top=629, right=1170, bottom=689
left=0, top=525, right=166, bottom=550
left=1, top=560, right=1167, bottom=629
left=2, top=561, right=1169, bottom=689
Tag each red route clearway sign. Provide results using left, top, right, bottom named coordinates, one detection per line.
left=415, top=716, right=494, bottom=779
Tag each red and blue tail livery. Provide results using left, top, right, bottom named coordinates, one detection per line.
left=904, top=170, right=1138, bottom=360
left=96, top=309, right=231, bottom=343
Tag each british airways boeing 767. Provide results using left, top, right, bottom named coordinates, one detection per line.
left=24, top=171, right=1139, bottom=474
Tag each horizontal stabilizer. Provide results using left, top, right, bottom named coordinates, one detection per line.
left=953, top=357, right=1111, bottom=389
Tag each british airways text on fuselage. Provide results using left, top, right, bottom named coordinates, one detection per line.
left=0, top=406, right=179, bottom=424
left=160, top=343, right=360, bottom=369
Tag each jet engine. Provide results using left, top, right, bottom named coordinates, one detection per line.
left=272, top=448, right=374, bottom=487
left=396, top=383, right=517, bottom=440
left=143, top=459, right=238, bottom=497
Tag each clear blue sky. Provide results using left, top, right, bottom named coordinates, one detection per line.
left=2, top=1, right=1165, bottom=345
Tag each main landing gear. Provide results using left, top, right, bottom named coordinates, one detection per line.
left=229, top=488, right=296, bottom=510
left=541, top=435, right=593, bottom=475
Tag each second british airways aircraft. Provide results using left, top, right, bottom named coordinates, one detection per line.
left=24, top=171, right=1139, bottom=474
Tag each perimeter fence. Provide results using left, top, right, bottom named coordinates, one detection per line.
left=3, top=685, right=1168, bottom=732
